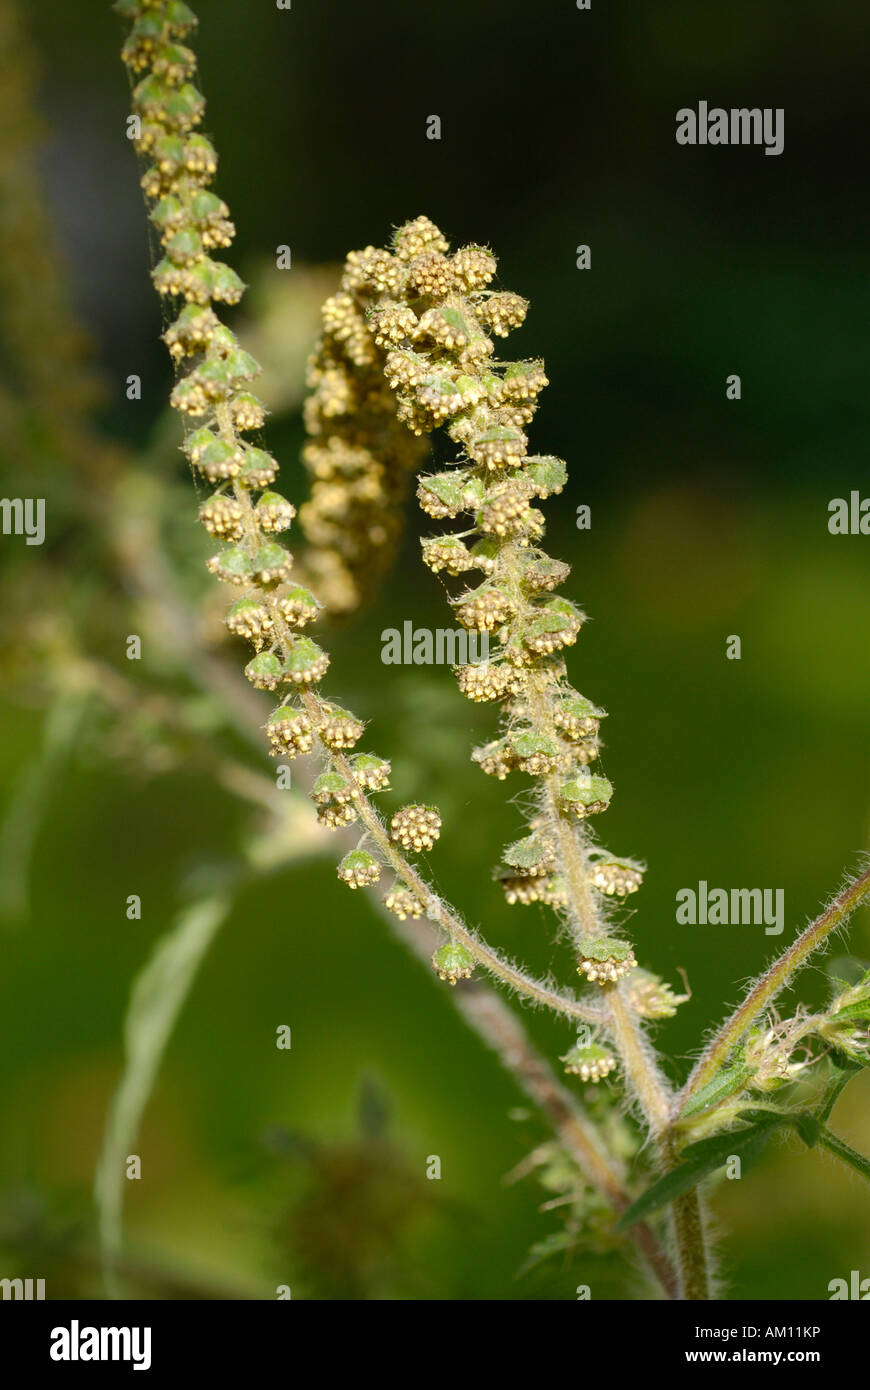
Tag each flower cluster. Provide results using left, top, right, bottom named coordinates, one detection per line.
left=119, top=2, right=442, bottom=925
left=299, top=274, right=428, bottom=615
left=318, top=215, right=645, bottom=984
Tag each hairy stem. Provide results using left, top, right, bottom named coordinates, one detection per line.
left=663, top=1135, right=712, bottom=1301
left=298, top=687, right=603, bottom=1024
left=606, top=983, right=671, bottom=1134
left=554, top=842, right=711, bottom=1299
left=678, top=865, right=870, bottom=1112
left=817, top=1125, right=870, bottom=1182
left=545, top=776, right=601, bottom=936
left=385, top=908, right=679, bottom=1296
left=605, top=990, right=710, bottom=1298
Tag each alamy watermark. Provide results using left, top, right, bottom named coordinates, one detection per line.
left=381, top=622, right=490, bottom=665
left=676, top=103, right=784, bottom=157
left=828, top=491, right=870, bottom=534
left=828, top=1270, right=870, bottom=1299
left=0, top=498, right=45, bottom=545
left=676, top=881, right=784, bottom=935
left=50, top=1321, right=151, bottom=1370
left=1, top=1276, right=44, bottom=1299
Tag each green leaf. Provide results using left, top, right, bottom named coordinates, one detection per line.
left=0, top=693, right=91, bottom=925
left=680, top=1058, right=750, bottom=1117
left=616, top=1116, right=784, bottom=1230
left=830, top=997, right=870, bottom=1024
left=95, top=893, right=232, bottom=1295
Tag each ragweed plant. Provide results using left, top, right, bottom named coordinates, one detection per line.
left=117, top=0, right=870, bottom=1300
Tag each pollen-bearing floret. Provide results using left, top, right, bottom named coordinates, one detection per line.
left=590, top=858, right=644, bottom=898
left=337, top=850, right=381, bottom=889
left=265, top=705, right=314, bottom=758
left=561, top=1042, right=618, bottom=1083
left=384, top=886, right=426, bottom=920
left=390, top=805, right=442, bottom=853
left=432, top=941, right=475, bottom=985
left=456, top=662, right=521, bottom=702
left=625, top=969, right=689, bottom=1020
left=576, top=936, right=638, bottom=985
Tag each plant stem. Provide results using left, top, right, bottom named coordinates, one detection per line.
left=661, top=868, right=870, bottom=1296
left=817, top=1125, right=870, bottom=1182
left=606, top=983, right=672, bottom=1134
left=300, top=691, right=603, bottom=1024
left=463, top=994, right=681, bottom=1299
left=662, top=1135, right=712, bottom=1301
left=546, top=775, right=601, bottom=937
left=605, top=987, right=712, bottom=1298
left=384, top=920, right=679, bottom=1297
left=552, top=817, right=712, bottom=1299
left=678, top=865, right=870, bottom=1112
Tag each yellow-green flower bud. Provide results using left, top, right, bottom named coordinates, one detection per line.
left=313, top=771, right=354, bottom=805
left=561, top=1043, right=617, bottom=1083
left=450, top=244, right=496, bottom=292
left=284, top=638, right=329, bottom=685
left=254, top=492, right=296, bottom=533
left=502, top=834, right=556, bottom=877
left=589, top=858, right=643, bottom=897
left=338, top=850, right=381, bottom=889
left=207, top=544, right=252, bottom=585
left=226, top=596, right=272, bottom=644
left=559, top=775, right=613, bottom=820
left=199, top=492, right=245, bottom=540
left=249, top=542, right=292, bottom=585
left=432, top=941, right=474, bottom=985
left=238, top=447, right=279, bottom=488
left=476, top=291, right=528, bottom=337
left=456, top=662, right=521, bottom=702
left=265, top=705, right=314, bottom=757
left=576, top=936, right=637, bottom=985
left=349, top=753, right=391, bottom=791
left=317, top=704, right=364, bottom=750
left=276, top=586, right=319, bottom=628
left=245, top=652, right=283, bottom=690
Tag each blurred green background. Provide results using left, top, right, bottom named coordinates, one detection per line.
left=0, top=0, right=868, bottom=1299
